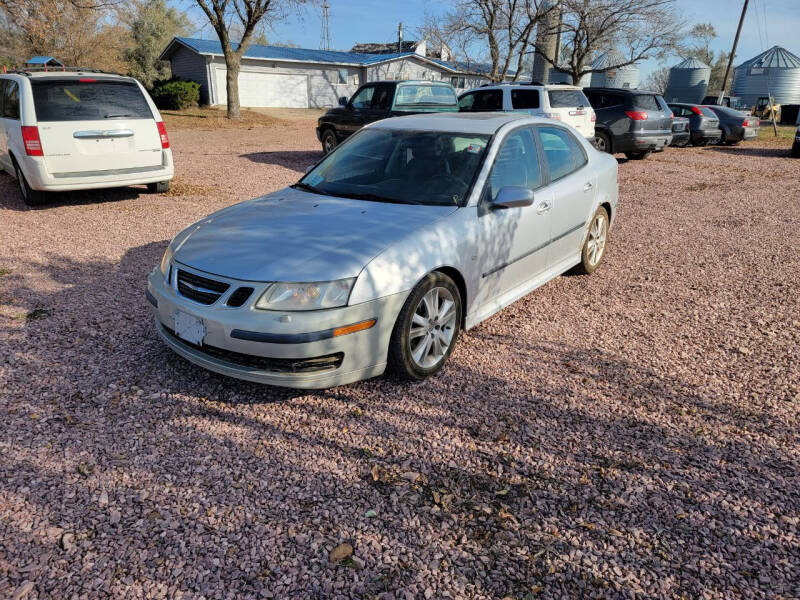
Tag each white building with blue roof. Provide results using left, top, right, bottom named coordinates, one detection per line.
left=159, top=37, right=509, bottom=108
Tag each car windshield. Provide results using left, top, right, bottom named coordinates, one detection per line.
left=395, top=85, right=458, bottom=107
left=31, top=79, right=153, bottom=121
left=297, top=128, right=490, bottom=207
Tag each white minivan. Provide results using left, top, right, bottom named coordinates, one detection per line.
left=458, top=83, right=596, bottom=141
left=0, top=70, right=174, bottom=206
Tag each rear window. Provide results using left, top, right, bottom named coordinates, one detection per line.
left=699, top=106, right=717, bottom=118
left=31, top=79, right=153, bottom=122
left=631, top=94, right=660, bottom=111
left=547, top=89, right=588, bottom=108
left=511, top=89, right=540, bottom=109
left=395, top=84, right=457, bottom=107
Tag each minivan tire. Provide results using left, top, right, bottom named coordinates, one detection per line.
left=147, top=181, right=170, bottom=194
left=14, top=161, right=47, bottom=206
left=388, top=272, right=462, bottom=381
left=624, top=151, right=651, bottom=160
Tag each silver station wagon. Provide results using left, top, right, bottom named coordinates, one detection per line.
left=147, top=113, right=618, bottom=389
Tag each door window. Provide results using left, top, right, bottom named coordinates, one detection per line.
left=350, top=86, right=375, bottom=109
left=538, top=126, right=585, bottom=181
left=371, top=85, right=392, bottom=110
left=4, top=81, right=19, bottom=119
left=0, top=81, right=7, bottom=118
left=461, top=89, right=503, bottom=111
left=511, top=89, right=540, bottom=109
left=488, top=128, right=541, bottom=199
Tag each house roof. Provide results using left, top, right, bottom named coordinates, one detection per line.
left=26, top=56, right=63, bottom=65
left=160, top=37, right=508, bottom=76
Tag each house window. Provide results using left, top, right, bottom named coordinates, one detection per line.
left=450, top=76, right=466, bottom=88
left=338, top=69, right=348, bottom=84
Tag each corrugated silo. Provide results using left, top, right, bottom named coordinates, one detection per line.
left=664, top=57, right=711, bottom=103
left=731, top=45, right=800, bottom=106
left=588, top=50, right=640, bottom=88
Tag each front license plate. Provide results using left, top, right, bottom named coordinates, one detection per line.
left=174, top=310, right=206, bottom=346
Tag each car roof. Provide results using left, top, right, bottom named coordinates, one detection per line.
left=467, top=83, right=582, bottom=91
left=5, top=70, right=134, bottom=82
left=584, top=87, right=658, bottom=95
left=368, top=112, right=547, bottom=134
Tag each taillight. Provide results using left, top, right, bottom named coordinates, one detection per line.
left=21, top=126, right=43, bottom=156
left=590, top=112, right=596, bottom=122
left=625, top=110, right=648, bottom=121
left=544, top=112, right=562, bottom=120
left=669, top=111, right=674, bottom=118
left=690, top=106, right=703, bottom=116
left=156, top=121, right=170, bottom=149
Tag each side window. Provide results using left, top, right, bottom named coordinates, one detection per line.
left=488, top=128, right=541, bottom=199
left=371, top=85, right=392, bottom=110
left=458, top=93, right=475, bottom=111
left=0, top=80, right=7, bottom=118
left=4, top=81, right=19, bottom=120
left=475, top=90, right=503, bottom=110
left=351, top=85, right=375, bottom=109
left=538, top=126, right=585, bottom=181
left=606, top=94, right=624, bottom=108
left=511, top=89, right=540, bottom=109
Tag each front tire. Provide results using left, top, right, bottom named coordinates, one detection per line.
left=573, top=206, right=609, bottom=275
left=321, top=128, right=338, bottom=154
left=14, top=161, right=47, bottom=206
left=147, top=181, right=170, bottom=193
left=388, top=272, right=462, bottom=381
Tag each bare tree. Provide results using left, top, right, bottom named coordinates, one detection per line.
left=535, top=0, right=683, bottom=85
left=192, top=0, right=298, bottom=118
left=679, top=23, right=729, bottom=94
left=643, top=66, right=669, bottom=94
left=420, top=0, right=555, bottom=83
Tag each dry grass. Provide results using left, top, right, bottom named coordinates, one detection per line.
left=161, top=106, right=283, bottom=131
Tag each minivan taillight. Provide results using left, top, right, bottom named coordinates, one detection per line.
left=156, top=121, right=170, bottom=149
left=625, top=110, right=648, bottom=121
left=21, top=126, right=43, bottom=156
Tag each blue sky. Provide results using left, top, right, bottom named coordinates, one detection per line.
left=179, top=0, right=800, bottom=77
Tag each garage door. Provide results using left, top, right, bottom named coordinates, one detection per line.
left=214, top=69, right=309, bottom=108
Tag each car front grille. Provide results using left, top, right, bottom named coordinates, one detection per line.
left=162, top=326, right=344, bottom=374
left=176, top=269, right=230, bottom=305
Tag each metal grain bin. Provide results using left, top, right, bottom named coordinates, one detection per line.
left=732, top=45, right=800, bottom=107
left=665, top=57, right=711, bottom=103
left=588, top=51, right=640, bottom=89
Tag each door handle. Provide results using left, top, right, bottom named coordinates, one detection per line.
left=536, top=201, right=551, bottom=214
left=583, top=182, right=593, bottom=192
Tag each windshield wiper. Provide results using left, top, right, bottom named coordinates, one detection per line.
left=339, top=192, right=418, bottom=205
left=104, top=113, right=135, bottom=119
left=291, top=182, right=334, bottom=196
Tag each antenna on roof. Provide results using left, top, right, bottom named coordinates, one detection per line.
left=320, top=1, right=332, bottom=51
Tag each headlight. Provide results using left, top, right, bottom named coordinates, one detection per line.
left=159, top=245, right=174, bottom=277
left=255, top=278, right=355, bottom=311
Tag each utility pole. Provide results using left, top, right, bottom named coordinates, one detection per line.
left=320, top=1, right=332, bottom=51
left=398, top=22, right=403, bottom=53
left=719, top=0, right=749, bottom=101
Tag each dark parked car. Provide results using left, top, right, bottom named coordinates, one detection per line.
left=316, top=80, right=459, bottom=153
left=668, top=103, right=721, bottom=146
left=584, top=87, right=673, bottom=159
left=702, top=95, right=746, bottom=110
left=670, top=116, right=691, bottom=147
left=702, top=105, right=760, bottom=145
left=792, top=124, right=800, bottom=157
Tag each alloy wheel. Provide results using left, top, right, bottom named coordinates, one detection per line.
left=408, top=286, right=457, bottom=369
left=587, top=213, right=607, bottom=266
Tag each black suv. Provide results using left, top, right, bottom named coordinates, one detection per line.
left=316, top=80, right=459, bottom=153
left=584, top=88, right=673, bottom=159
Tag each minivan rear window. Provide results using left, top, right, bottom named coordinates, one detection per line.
left=31, top=80, right=153, bottom=122
left=632, top=94, right=660, bottom=111
left=548, top=89, right=589, bottom=108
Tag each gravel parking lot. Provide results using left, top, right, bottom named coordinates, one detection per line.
left=1, top=112, right=798, bottom=600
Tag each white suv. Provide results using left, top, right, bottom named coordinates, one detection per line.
left=0, top=69, right=174, bottom=206
left=458, top=83, right=596, bottom=140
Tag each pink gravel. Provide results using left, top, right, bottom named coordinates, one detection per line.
left=0, top=118, right=798, bottom=600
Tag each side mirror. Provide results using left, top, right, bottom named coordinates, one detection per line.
left=491, top=186, right=535, bottom=209
left=338, top=96, right=348, bottom=107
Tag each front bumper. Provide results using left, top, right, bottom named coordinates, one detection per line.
left=147, top=265, right=408, bottom=388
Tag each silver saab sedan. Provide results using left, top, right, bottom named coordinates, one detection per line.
left=147, top=113, right=618, bottom=388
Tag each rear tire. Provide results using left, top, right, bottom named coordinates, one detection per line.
left=147, top=181, right=170, bottom=193
left=791, top=141, right=800, bottom=158
left=321, top=128, right=338, bottom=154
left=388, top=272, right=462, bottom=381
left=594, top=131, right=612, bottom=154
left=573, top=206, right=609, bottom=275
left=624, top=151, right=651, bottom=160
left=14, top=161, right=47, bottom=206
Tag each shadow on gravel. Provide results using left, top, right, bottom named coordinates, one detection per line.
left=709, top=146, right=792, bottom=158
left=241, top=150, right=323, bottom=173
left=0, top=171, right=148, bottom=211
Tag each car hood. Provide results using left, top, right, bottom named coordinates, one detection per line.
left=174, top=188, right=458, bottom=282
